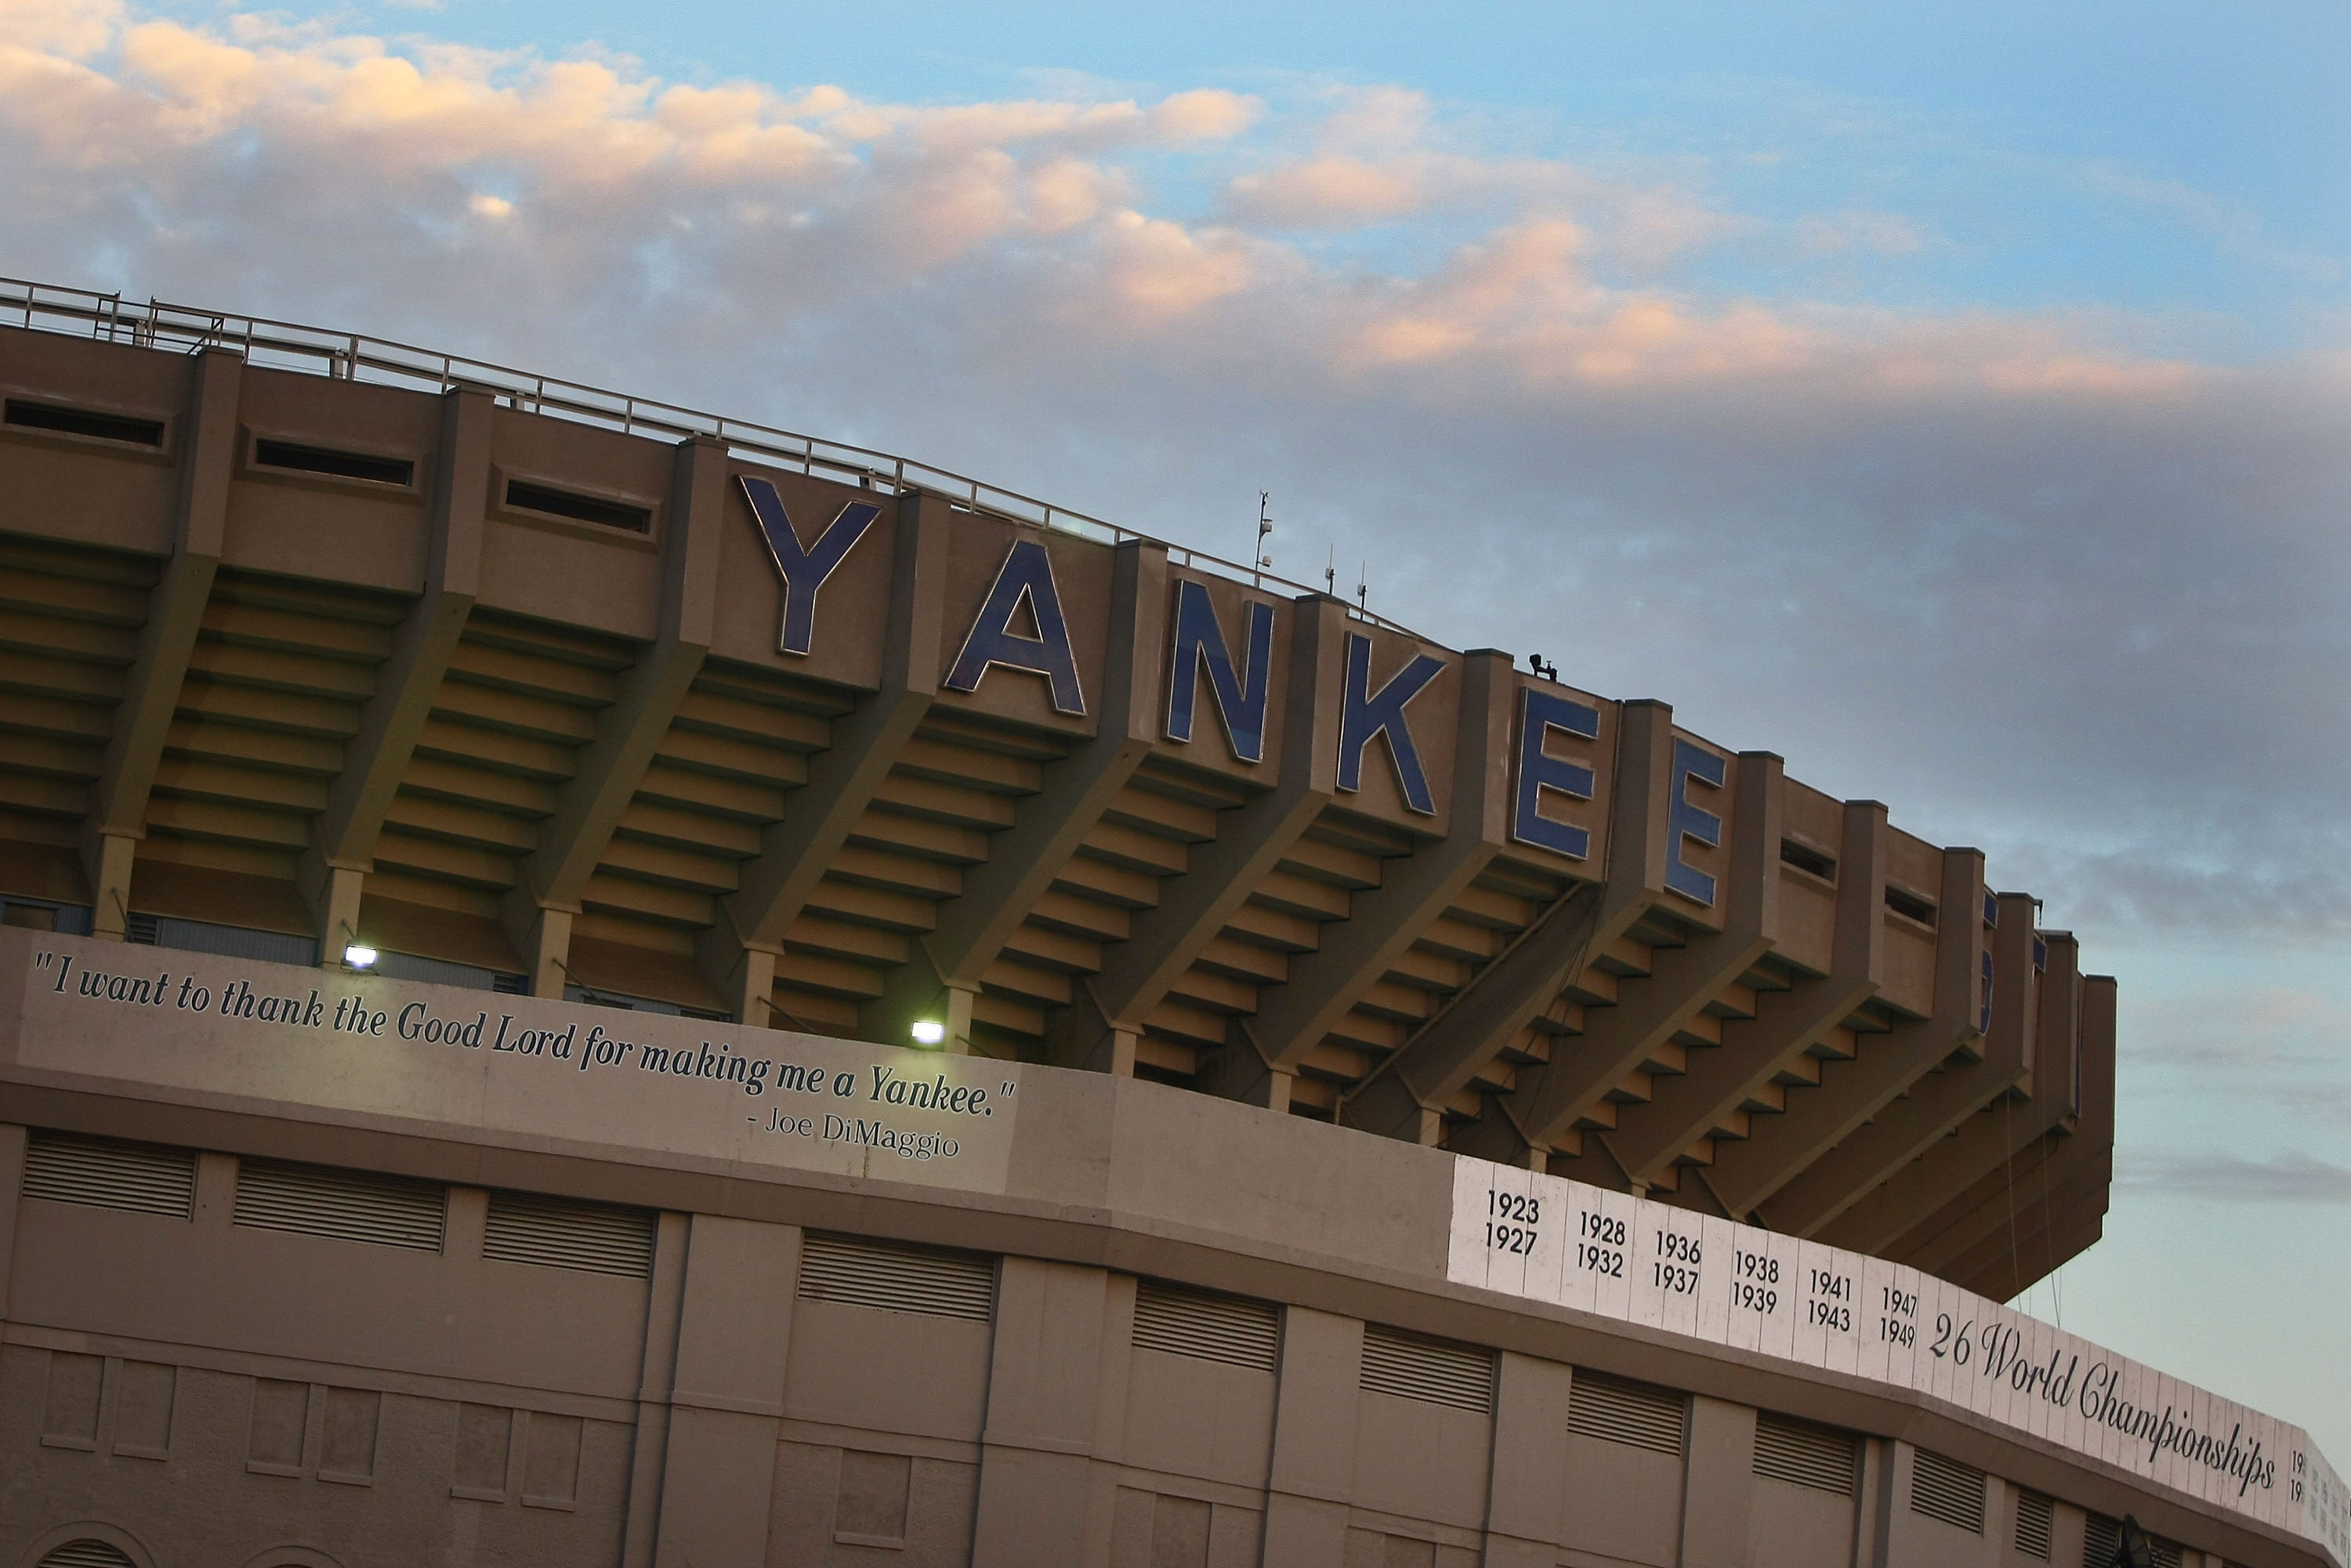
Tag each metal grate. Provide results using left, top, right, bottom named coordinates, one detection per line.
left=796, top=1233, right=994, bottom=1321
left=484, top=1190, right=654, bottom=1278
left=233, top=1159, right=446, bottom=1251
left=370, top=950, right=527, bottom=993
left=125, top=913, right=318, bottom=965
left=23, top=1131, right=196, bottom=1218
left=1752, top=1411, right=1857, bottom=1494
left=2084, top=1514, right=2118, bottom=1567
left=2015, top=1489, right=2053, bottom=1559
left=1910, top=1447, right=1986, bottom=1534
left=1132, top=1280, right=1279, bottom=1371
left=1567, top=1370, right=1687, bottom=1454
left=1359, top=1324, right=1493, bottom=1414
left=38, top=1544, right=136, bottom=1568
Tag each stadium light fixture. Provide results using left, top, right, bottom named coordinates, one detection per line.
left=340, top=922, right=378, bottom=971
left=910, top=1019, right=947, bottom=1047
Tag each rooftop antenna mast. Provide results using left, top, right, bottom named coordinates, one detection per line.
left=1254, top=492, right=1273, bottom=589
left=1356, top=561, right=1368, bottom=614
left=1324, top=545, right=1337, bottom=597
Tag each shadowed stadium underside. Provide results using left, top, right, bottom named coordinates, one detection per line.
left=0, top=280, right=2113, bottom=1298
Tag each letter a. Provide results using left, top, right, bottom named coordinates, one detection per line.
left=739, top=475, right=882, bottom=655
left=944, top=537, right=1086, bottom=714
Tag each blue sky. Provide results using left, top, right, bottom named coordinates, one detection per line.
left=4, top=0, right=2347, bottom=1460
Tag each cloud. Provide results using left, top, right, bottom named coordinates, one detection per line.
left=3, top=0, right=2349, bottom=966
left=2116, top=1151, right=2351, bottom=1204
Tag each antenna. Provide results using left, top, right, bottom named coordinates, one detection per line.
left=1355, top=561, right=1367, bottom=612
left=1255, top=491, right=1273, bottom=588
left=1324, top=545, right=1336, bottom=596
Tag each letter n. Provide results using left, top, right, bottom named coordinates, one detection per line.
left=738, top=476, right=882, bottom=655
left=944, top=537, right=1085, bottom=714
left=1165, top=579, right=1273, bottom=763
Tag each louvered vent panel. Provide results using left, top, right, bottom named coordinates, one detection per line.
left=1910, top=1447, right=1986, bottom=1534
left=23, top=1132, right=196, bottom=1219
left=796, top=1233, right=994, bottom=1321
left=2014, top=1489, right=2053, bottom=1559
left=233, top=1160, right=446, bottom=1251
left=1753, top=1411, right=1857, bottom=1494
left=2150, top=1541, right=2182, bottom=1568
left=38, top=1543, right=136, bottom=1568
left=1567, top=1371, right=1686, bottom=1454
left=1359, top=1325, right=1493, bottom=1414
left=484, top=1190, right=654, bottom=1277
left=2083, top=1515, right=2119, bottom=1568
left=1132, top=1281, right=1279, bottom=1371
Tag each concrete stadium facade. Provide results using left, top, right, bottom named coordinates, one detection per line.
left=0, top=284, right=2340, bottom=1568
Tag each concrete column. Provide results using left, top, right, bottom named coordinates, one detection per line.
left=317, top=864, right=364, bottom=969
left=972, top=1256, right=1114, bottom=1567
left=1260, top=1306, right=1362, bottom=1566
left=653, top=1215, right=802, bottom=1568
left=622, top=1211, right=689, bottom=1568
left=1481, top=1353, right=1571, bottom=1566
left=0, top=1124, right=23, bottom=1331
left=89, top=832, right=134, bottom=941
left=525, top=905, right=574, bottom=1000
left=1677, top=1396, right=1756, bottom=1567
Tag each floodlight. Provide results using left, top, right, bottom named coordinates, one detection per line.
left=344, top=943, right=379, bottom=970
left=910, top=1019, right=947, bottom=1046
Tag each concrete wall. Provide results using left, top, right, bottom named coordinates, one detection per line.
left=0, top=1115, right=2312, bottom=1568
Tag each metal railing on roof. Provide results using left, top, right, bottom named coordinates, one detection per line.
left=1, top=276, right=1428, bottom=640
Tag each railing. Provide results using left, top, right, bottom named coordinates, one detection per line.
left=1, top=277, right=1429, bottom=640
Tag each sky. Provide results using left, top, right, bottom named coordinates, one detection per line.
left=3, top=0, right=2347, bottom=1461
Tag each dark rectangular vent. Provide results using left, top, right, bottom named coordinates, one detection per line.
left=484, top=1190, right=654, bottom=1277
left=23, top=1132, right=196, bottom=1219
left=796, top=1233, right=994, bottom=1321
left=4, top=397, right=163, bottom=446
left=1, top=898, right=92, bottom=934
left=1567, top=1370, right=1686, bottom=1454
left=2014, top=1489, right=2052, bottom=1559
left=234, top=1159, right=446, bottom=1252
left=1779, top=838, right=1836, bottom=880
left=2083, top=1515, right=2117, bottom=1568
left=505, top=479, right=649, bottom=533
left=1752, top=1411, right=1856, bottom=1494
left=1132, top=1280, right=1279, bottom=1371
left=1910, top=1447, right=1985, bottom=1534
left=1885, top=885, right=1938, bottom=926
left=254, top=437, right=414, bottom=487
left=125, top=913, right=317, bottom=966
left=370, top=950, right=526, bottom=994
left=1359, top=1324, right=1493, bottom=1413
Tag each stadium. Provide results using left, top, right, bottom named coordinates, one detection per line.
left=0, top=279, right=2340, bottom=1568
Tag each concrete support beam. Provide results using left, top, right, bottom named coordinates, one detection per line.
left=1819, top=932, right=2081, bottom=1256
left=1704, top=846, right=1988, bottom=1219
left=699, top=488, right=952, bottom=1022
left=1257, top=649, right=1515, bottom=1072
left=620, top=1210, right=687, bottom=1568
left=1678, top=1396, right=1758, bottom=1568
left=1606, top=798, right=1889, bottom=1185
left=1518, top=749, right=1784, bottom=1160
left=870, top=542, right=1168, bottom=1043
left=301, top=385, right=490, bottom=932
left=503, top=436, right=727, bottom=984
left=1759, top=890, right=2039, bottom=1237
left=85, top=348, right=241, bottom=936
left=1088, top=595, right=1347, bottom=1039
left=1378, top=701, right=1679, bottom=1157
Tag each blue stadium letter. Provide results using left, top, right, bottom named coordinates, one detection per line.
left=1665, top=739, right=1726, bottom=905
left=738, top=476, right=882, bottom=656
left=1511, top=686, right=1599, bottom=858
left=944, top=538, right=1087, bottom=715
left=1165, top=581, right=1273, bottom=764
left=1336, top=632, right=1446, bottom=816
